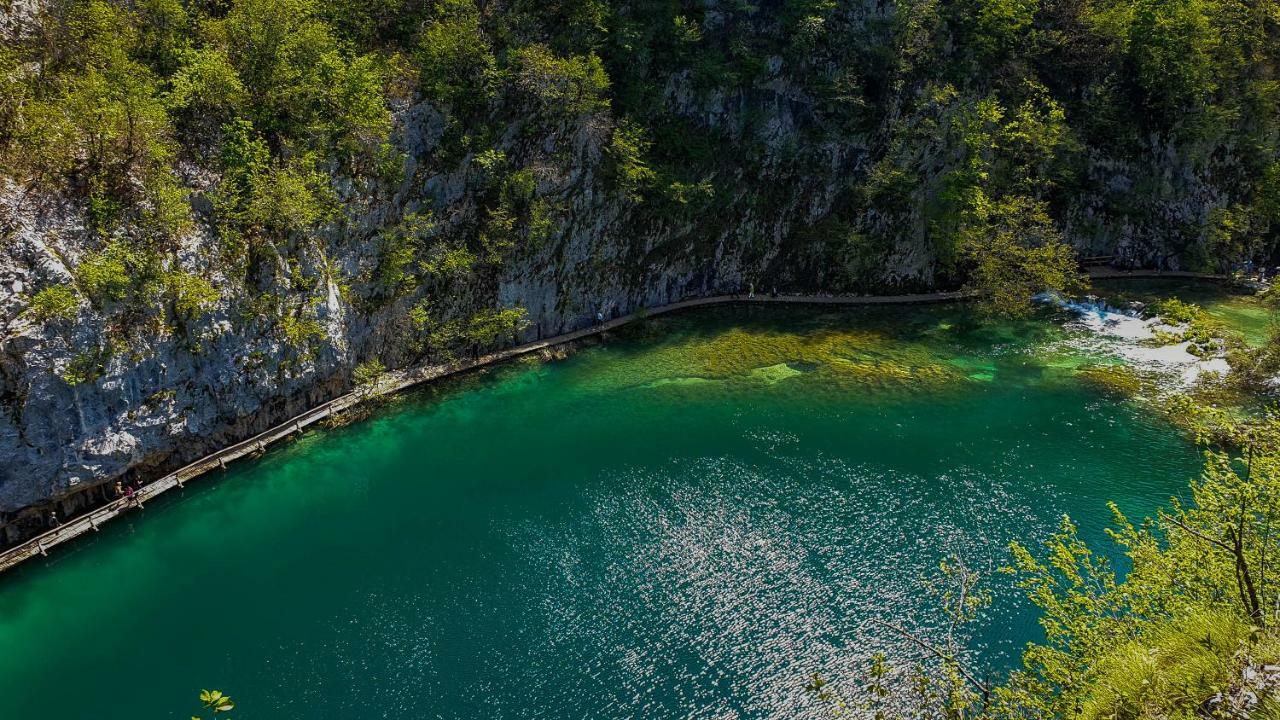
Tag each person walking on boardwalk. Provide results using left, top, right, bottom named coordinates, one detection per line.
left=125, top=484, right=137, bottom=508
left=48, top=511, right=60, bottom=529
left=596, top=310, right=604, bottom=326
left=114, top=481, right=124, bottom=501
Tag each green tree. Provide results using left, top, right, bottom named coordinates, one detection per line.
left=952, top=0, right=1038, bottom=65
left=352, top=358, right=386, bottom=389
left=464, top=307, right=529, bottom=348
left=416, top=0, right=496, bottom=113
left=995, top=415, right=1280, bottom=718
left=163, top=271, right=220, bottom=318
left=1128, top=0, right=1217, bottom=123
left=959, top=196, right=1084, bottom=318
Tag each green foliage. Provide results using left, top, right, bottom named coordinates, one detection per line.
left=13, top=2, right=175, bottom=203
left=1151, top=297, right=1202, bottom=325
left=1203, top=205, right=1261, bottom=270
left=527, top=198, right=558, bottom=247
left=27, top=285, right=80, bottom=323
left=464, top=306, right=529, bottom=347
left=1128, top=0, right=1217, bottom=123
left=991, top=415, right=1280, bottom=719
left=1076, top=363, right=1151, bottom=398
left=74, top=243, right=147, bottom=307
left=501, top=168, right=537, bottom=208
left=168, top=49, right=248, bottom=124
left=511, top=44, right=610, bottom=117
left=247, top=163, right=334, bottom=236
left=1226, top=329, right=1280, bottom=393
left=608, top=119, right=656, bottom=202
left=960, top=196, right=1084, bottom=318
left=952, top=0, right=1038, bottom=65
left=1145, top=298, right=1232, bottom=356
left=375, top=212, right=435, bottom=300
left=478, top=205, right=517, bottom=264
left=422, top=245, right=477, bottom=280
left=279, top=313, right=325, bottom=351
left=352, top=358, right=386, bottom=386
left=1, top=0, right=1278, bottom=376
left=163, top=271, right=219, bottom=318
left=1074, top=608, right=1251, bottom=720
left=141, top=171, right=194, bottom=241
left=62, top=343, right=115, bottom=386
left=195, top=688, right=235, bottom=717
left=408, top=301, right=432, bottom=331
left=416, top=0, right=496, bottom=112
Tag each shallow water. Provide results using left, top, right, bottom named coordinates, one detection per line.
left=0, top=304, right=1202, bottom=719
left=1095, top=278, right=1276, bottom=346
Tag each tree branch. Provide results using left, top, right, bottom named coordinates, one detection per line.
left=1160, top=512, right=1234, bottom=553
left=870, top=617, right=991, bottom=696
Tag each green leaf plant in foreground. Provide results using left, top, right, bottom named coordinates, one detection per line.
left=193, top=688, right=235, bottom=718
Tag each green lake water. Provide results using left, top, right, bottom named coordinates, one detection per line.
left=0, top=300, right=1223, bottom=718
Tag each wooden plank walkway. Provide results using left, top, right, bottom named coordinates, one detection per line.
left=0, top=268, right=1242, bottom=576
left=1086, top=267, right=1230, bottom=281
left=0, top=290, right=971, bottom=576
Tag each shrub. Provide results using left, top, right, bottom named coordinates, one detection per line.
left=62, top=344, right=113, bottom=386
left=464, top=307, right=529, bottom=347
left=510, top=44, right=610, bottom=117
left=168, top=48, right=247, bottom=123
left=352, top=358, right=386, bottom=386
left=280, top=314, right=326, bottom=350
left=609, top=119, right=656, bottom=201
left=163, top=271, right=219, bottom=317
left=75, top=243, right=138, bottom=306
left=28, top=285, right=80, bottom=323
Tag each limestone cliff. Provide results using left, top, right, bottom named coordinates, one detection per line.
left=1, top=0, right=1276, bottom=542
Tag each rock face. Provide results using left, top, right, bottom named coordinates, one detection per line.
left=0, top=1, right=1267, bottom=543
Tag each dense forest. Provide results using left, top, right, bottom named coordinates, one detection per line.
left=5, top=0, right=1280, bottom=330
left=5, top=0, right=1280, bottom=716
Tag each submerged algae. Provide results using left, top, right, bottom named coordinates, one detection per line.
left=599, top=322, right=981, bottom=399
left=0, top=302, right=1206, bottom=720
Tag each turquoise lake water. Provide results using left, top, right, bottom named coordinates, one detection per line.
left=0, top=302, right=1209, bottom=718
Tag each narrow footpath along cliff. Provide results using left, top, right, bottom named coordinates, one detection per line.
left=2, top=0, right=1279, bottom=541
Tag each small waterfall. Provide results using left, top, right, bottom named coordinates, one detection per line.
left=1035, top=292, right=1152, bottom=341
left=1036, top=292, right=1231, bottom=387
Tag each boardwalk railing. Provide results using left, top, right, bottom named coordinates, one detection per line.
left=0, top=288, right=1014, bottom=576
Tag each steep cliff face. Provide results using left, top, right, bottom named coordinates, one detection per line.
left=2, top=0, right=1277, bottom=542
left=0, top=62, right=866, bottom=538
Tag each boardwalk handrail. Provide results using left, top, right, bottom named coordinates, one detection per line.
left=15, top=279, right=1218, bottom=576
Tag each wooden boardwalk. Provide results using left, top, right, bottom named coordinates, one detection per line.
left=0, top=290, right=970, bottom=576
left=0, top=269, right=1242, bottom=576
left=1086, top=267, right=1231, bottom=281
